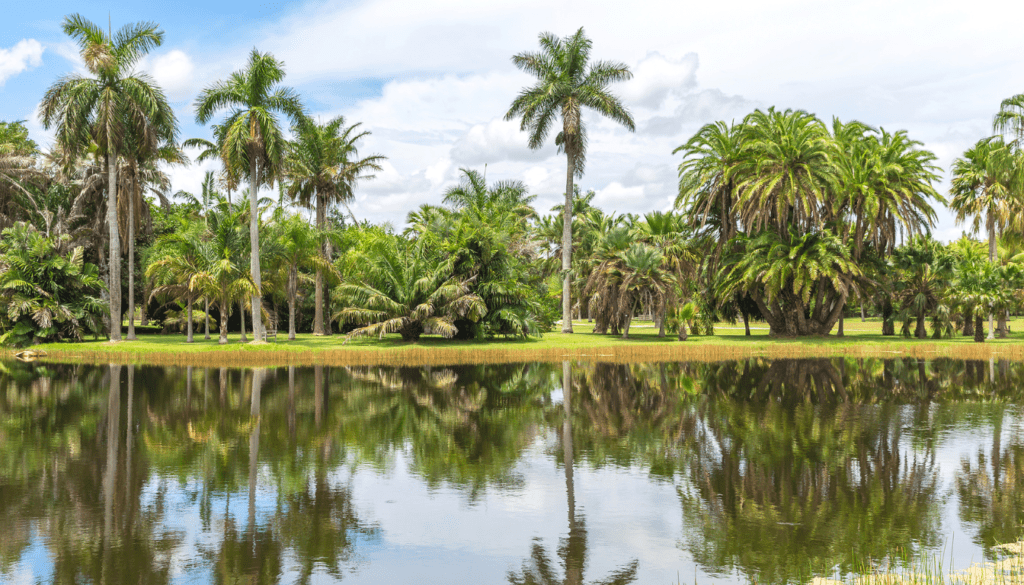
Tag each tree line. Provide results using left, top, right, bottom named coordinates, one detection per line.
left=1, top=18, right=1023, bottom=346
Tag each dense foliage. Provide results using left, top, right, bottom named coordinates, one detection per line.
left=0, top=223, right=105, bottom=346
left=2, top=17, right=1024, bottom=346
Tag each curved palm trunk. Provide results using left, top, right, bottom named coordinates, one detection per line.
left=250, top=158, right=264, bottom=342
left=107, top=147, right=122, bottom=342
left=127, top=175, right=137, bottom=340
left=313, top=194, right=326, bottom=336
left=561, top=153, right=574, bottom=334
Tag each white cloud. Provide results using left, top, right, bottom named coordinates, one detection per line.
left=618, top=52, right=698, bottom=109
left=450, top=118, right=555, bottom=166
left=143, top=50, right=196, bottom=102
left=0, top=39, right=43, bottom=86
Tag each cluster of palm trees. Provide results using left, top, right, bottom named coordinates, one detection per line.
left=7, top=17, right=1024, bottom=345
left=0, top=14, right=382, bottom=345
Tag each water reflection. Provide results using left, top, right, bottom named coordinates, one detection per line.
left=0, top=358, right=1022, bottom=584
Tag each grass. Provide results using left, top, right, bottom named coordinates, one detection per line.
left=12, top=316, right=1024, bottom=367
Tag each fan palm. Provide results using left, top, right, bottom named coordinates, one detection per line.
left=506, top=27, right=635, bottom=333
left=40, top=14, right=177, bottom=342
left=334, top=239, right=486, bottom=342
left=194, top=49, right=304, bottom=342
left=284, top=115, right=384, bottom=335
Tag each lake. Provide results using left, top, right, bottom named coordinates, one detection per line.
left=1, top=358, right=1021, bottom=584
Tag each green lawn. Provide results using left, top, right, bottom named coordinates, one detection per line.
left=12, top=316, right=1024, bottom=366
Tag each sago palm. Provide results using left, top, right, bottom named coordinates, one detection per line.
left=506, top=27, right=635, bottom=333
left=40, top=14, right=177, bottom=341
left=194, top=49, right=304, bottom=342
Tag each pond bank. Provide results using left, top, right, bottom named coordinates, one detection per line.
left=13, top=330, right=1024, bottom=367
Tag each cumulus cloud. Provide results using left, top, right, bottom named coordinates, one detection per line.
left=143, top=50, right=196, bottom=102
left=450, top=118, right=555, bottom=166
left=0, top=39, right=43, bottom=86
left=618, top=52, right=698, bottom=109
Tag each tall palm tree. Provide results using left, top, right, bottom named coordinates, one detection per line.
left=40, top=14, right=177, bottom=342
left=194, top=49, right=304, bottom=342
left=506, top=27, right=635, bottom=333
left=122, top=141, right=185, bottom=340
left=949, top=136, right=1019, bottom=338
left=284, top=115, right=384, bottom=335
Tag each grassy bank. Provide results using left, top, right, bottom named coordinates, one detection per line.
left=11, top=317, right=1024, bottom=367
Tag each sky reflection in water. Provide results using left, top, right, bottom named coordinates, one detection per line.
left=0, top=358, right=1022, bottom=584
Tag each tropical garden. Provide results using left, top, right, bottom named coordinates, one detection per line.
left=4, top=16, right=1024, bottom=348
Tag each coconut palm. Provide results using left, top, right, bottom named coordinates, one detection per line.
left=194, top=49, right=304, bottom=342
left=334, top=239, right=486, bottom=342
left=284, top=115, right=385, bottom=335
left=506, top=27, right=635, bottom=333
left=40, top=14, right=177, bottom=342
left=949, top=136, right=1020, bottom=338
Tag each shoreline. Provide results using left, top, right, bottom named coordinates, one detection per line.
left=10, top=330, right=1024, bottom=367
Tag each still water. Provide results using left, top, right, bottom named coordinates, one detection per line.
left=0, top=358, right=1021, bottom=584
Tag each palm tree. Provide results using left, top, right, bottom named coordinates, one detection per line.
left=334, top=239, right=486, bottom=342
left=284, top=115, right=384, bottom=335
left=194, top=49, right=304, bottom=343
left=506, top=27, right=635, bottom=333
left=146, top=224, right=207, bottom=343
left=949, top=136, right=1019, bottom=338
left=40, top=14, right=177, bottom=342
left=273, top=212, right=333, bottom=339
left=674, top=120, right=744, bottom=255
left=201, top=200, right=257, bottom=344
left=123, top=141, right=185, bottom=340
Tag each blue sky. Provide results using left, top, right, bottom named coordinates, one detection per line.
left=2, top=0, right=1023, bottom=237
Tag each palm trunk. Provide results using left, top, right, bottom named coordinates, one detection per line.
left=324, top=237, right=333, bottom=335
left=989, top=214, right=996, bottom=340
left=621, top=311, right=632, bottom=340
left=678, top=319, right=688, bottom=341
left=561, top=152, right=574, bottom=334
left=249, top=158, right=264, bottom=342
left=975, top=314, right=986, bottom=343
left=239, top=299, right=247, bottom=342
left=186, top=296, right=194, bottom=343
left=127, top=174, right=137, bottom=340
left=219, top=298, right=229, bottom=344
left=107, top=146, right=121, bottom=342
left=204, top=298, right=210, bottom=340
left=743, top=311, right=751, bottom=336
left=288, top=266, right=297, bottom=340
left=313, top=194, right=326, bottom=336
left=860, top=300, right=866, bottom=322
left=837, top=312, right=844, bottom=337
